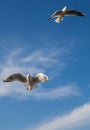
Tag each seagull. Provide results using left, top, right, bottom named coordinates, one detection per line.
left=3, top=73, right=49, bottom=90
left=48, top=6, right=86, bottom=23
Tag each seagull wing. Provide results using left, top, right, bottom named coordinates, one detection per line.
left=33, top=73, right=49, bottom=83
left=3, top=73, right=26, bottom=82
left=48, top=11, right=62, bottom=20
left=65, top=10, right=86, bottom=16
left=32, top=77, right=40, bottom=84
left=53, top=11, right=62, bottom=16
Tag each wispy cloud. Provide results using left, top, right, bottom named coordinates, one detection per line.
left=1, top=47, right=68, bottom=74
left=21, top=48, right=70, bottom=72
left=27, top=103, right=90, bottom=130
left=31, top=84, right=81, bottom=100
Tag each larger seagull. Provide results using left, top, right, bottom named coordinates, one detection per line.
left=48, top=6, right=86, bottom=23
left=3, top=73, right=48, bottom=90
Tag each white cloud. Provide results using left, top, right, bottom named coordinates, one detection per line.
left=21, top=48, right=67, bottom=70
left=31, top=84, right=81, bottom=100
left=27, top=103, right=90, bottom=130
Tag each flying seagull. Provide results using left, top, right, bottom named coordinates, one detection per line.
left=3, top=73, right=49, bottom=90
left=48, top=6, right=86, bottom=23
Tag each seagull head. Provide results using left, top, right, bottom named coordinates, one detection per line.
left=26, top=73, right=30, bottom=77
left=36, top=73, right=49, bottom=82
left=26, top=74, right=31, bottom=81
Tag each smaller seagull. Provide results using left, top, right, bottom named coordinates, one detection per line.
left=48, top=6, right=86, bottom=23
left=3, top=73, right=49, bottom=90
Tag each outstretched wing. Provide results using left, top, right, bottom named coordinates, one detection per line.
left=33, top=73, right=49, bottom=83
left=3, top=73, right=26, bottom=82
left=48, top=11, right=62, bottom=20
left=66, top=10, right=86, bottom=16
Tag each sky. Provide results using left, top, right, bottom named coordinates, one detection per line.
left=0, top=0, right=90, bottom=130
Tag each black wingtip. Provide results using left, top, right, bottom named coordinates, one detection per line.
left=3, top=79, right=6, bottom=82
left=48, top=17, right=51, bottom=20
left=3, top=78, right=10, bottom=82
left=80, top=13, right=87, bottom=16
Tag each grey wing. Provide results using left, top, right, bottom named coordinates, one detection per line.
left=3, top=73, right=26, bottom=82
left=32, top=77, right=40, bottom=85
left=66, top=10, right=86, bottom=16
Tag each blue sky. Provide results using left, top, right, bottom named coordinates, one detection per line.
left=0, top=0, right=90, bottom=130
